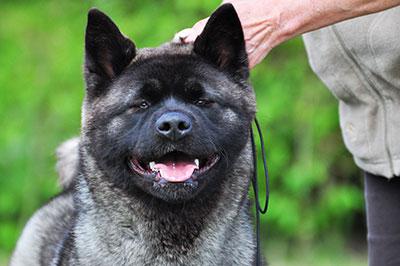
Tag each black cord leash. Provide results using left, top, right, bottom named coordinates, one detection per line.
left=250, top=117, right=270, bottom=266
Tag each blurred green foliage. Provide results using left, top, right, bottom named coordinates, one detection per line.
left=0, top=0, right=364, bottom=262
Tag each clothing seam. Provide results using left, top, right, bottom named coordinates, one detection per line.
left=366, top=13, right=393, bottom=170
left=358, top=157, right=400, bottom=165
left=367, top=10, right=386, bottom=76
left=324, top=30, right=362, bottom=101
left=367, top=12, right=396, bottom=176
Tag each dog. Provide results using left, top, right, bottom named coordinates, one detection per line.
left=10, top=4, right=258, bottom=265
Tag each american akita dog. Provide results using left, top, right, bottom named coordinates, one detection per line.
left=11, top=4, right=259, bottom=265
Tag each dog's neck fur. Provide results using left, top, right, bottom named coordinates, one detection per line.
left=70, top=140, right=256, bottom=265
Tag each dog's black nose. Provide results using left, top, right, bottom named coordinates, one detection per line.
left=156, top=112, right=192, bottom=141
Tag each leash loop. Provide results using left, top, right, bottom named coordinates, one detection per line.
left=250, top=117, right=270, bottom=265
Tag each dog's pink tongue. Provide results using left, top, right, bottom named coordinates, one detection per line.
left=154, top=161, right=197, bottom=182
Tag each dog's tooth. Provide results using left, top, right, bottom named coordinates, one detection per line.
left=194, top=159, right=199, bottom=168
left=149, top=161, right=156, bottom=171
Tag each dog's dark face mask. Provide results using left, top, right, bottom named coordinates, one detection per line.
left=81, top=4, right=256, bottom=203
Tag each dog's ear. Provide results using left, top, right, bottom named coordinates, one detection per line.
left=193, top=4, right=248, bottom=79
left=84, top=8, right=136, bottom=95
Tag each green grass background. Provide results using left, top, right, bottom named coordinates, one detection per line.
left=0, top=0, right=366, bottom=265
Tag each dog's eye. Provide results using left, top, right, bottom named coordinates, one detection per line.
left=139, top=100, right=150, bottom=109
left=194, top=99, right=212, bottom=106
left=129, top=100, right=150, bottom=112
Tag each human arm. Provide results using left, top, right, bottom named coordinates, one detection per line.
left=177, top=0, right=400, bottom=68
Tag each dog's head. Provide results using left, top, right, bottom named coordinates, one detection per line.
left=81, top=4, right=256, bottom=203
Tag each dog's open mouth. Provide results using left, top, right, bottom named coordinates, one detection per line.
left=130, top=151, right=220, bottom=184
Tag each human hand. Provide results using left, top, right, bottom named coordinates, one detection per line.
left=174, top=0, right=285, bottom=69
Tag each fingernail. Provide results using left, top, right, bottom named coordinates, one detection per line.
left=173, top=28, right=193, bottom=43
